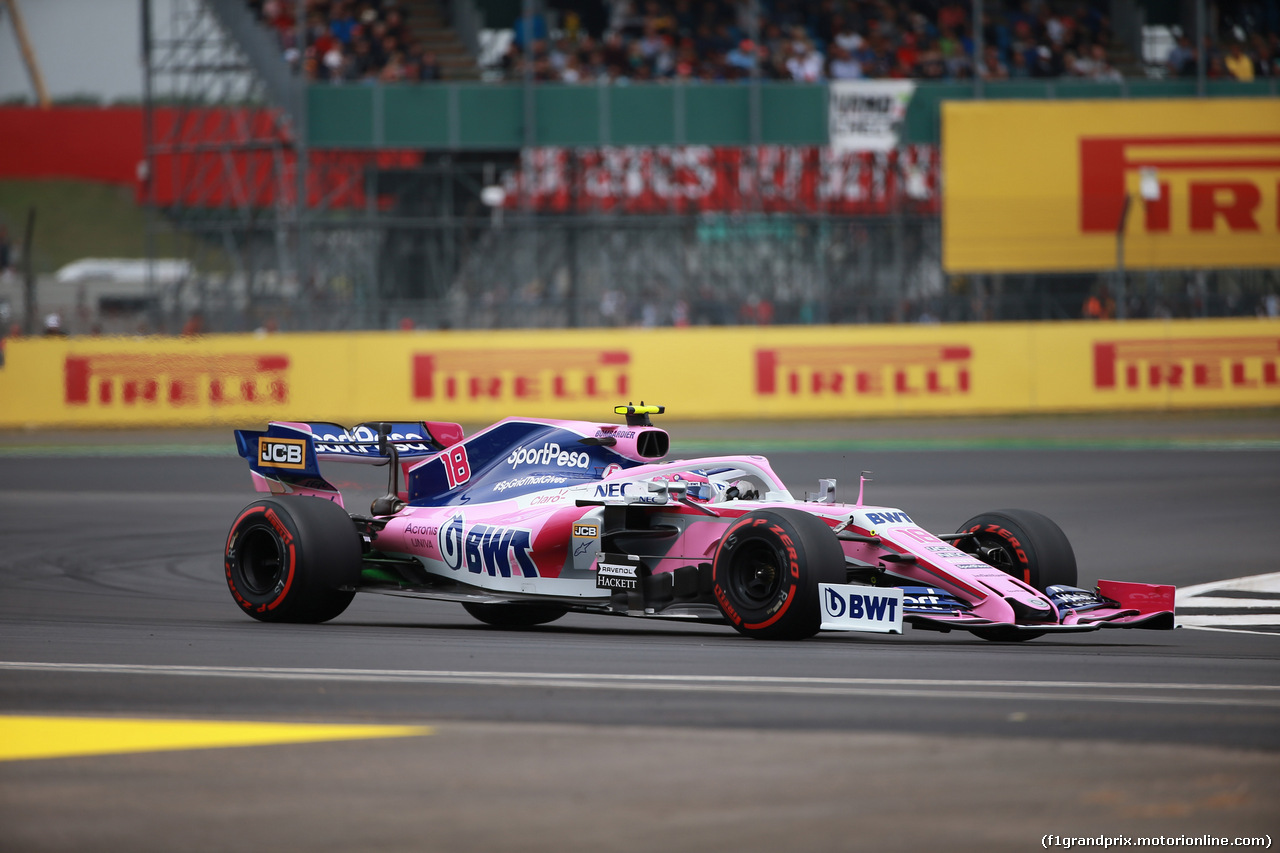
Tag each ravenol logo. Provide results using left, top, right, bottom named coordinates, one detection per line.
left=257, top=438, right=307, bottom=469
left=1080, top=134, right=1280, bottom=236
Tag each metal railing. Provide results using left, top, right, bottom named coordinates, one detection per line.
left=134, top=212, right=1278, bottom=335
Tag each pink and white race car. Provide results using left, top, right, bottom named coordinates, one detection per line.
left=225, top=405, right=1175, bottom=641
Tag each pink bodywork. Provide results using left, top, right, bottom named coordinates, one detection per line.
left=245, top=416, right=1175, bottom=632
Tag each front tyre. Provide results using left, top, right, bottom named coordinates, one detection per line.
left=956, top=509, right=1077, bottom=592
left=955, top=509, right=1078, bottom=643
left=712, top=508, right=845, bottom=641
left=462, top=602, right=567, bottom=628
left=225, top=497, right=361, bottom=623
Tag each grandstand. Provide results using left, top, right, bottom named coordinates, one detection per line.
left=256, top=0, right=1280, bottom=84
left=0, top=0, right=1277, bottom=336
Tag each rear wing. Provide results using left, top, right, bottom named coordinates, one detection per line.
left=234, top=420, right=464, bottom=505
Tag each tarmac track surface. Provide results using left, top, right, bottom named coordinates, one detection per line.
left=1, top=415, right=1278, bottom=852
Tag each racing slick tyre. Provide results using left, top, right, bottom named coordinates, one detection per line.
left=462, top=602, right=568, bottom=628
left=955, top=509, right=1078, bottom=643
left=225, top=497, right=361, bottom=624
left=712, top=508, right=845, bottom=641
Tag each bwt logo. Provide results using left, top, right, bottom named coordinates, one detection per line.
left=412, top=349, right=630, bottom=401
left=864, top=511, right=913, bottom=526
left=824, top=588, right=899, bottom=622
left=1093, top=337, right=1280, bottom=391
left=64, top=354, right=289, bottom=407
left=1080, top=135, right=1280, bottom=235
left=438, top=513, right=539, bottom=578
left=755, top=345, right=971, bottom=397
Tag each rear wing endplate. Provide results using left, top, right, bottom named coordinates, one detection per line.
left=234, top=420, right=465, bottom=503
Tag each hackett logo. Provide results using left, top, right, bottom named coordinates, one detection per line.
left=755, top=345, right=972, bottom=397
left=412, top=349, right=630, bottom=401
left=64, top=354, right=289, bottom=407
left=1080, top=135, right=1280, bottom=235
left=1093, top=337, right=1280, bottom=391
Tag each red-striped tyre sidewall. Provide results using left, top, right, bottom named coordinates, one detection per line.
left=711, top=508, right=845, bottom=641
left=956, top=509, right=1077, bottom=592
left=224, top=497, right=359, bottom=623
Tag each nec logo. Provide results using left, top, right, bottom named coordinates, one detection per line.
left=258, top=438, right=307, bottom=469
left=1080, top=135, right=1280, bottom=235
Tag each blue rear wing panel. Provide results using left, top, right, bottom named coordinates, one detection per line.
left=235, top=420, right=465, bottom=497
left=303, top=421, right=454, bottom=461
left=235, top=422, right=335, bottom=495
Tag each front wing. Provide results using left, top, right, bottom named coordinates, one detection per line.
left=873, top=579, right=1176, bottom=637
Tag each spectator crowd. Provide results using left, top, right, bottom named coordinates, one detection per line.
left=502, top=0, right=1130, bottom=83
left=249, top=0, right=443, bottom=81
left=251, top=0, right=1280, bottom=85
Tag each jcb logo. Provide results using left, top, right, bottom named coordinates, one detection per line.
left=258, top=438, right=307, bottom=469
left=1081, top=135, right=1280, bottom=236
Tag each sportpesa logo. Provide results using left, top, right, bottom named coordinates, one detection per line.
left=506, top=442, right=591, bottom=470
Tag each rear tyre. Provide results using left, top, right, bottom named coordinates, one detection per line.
left=462, top=602, right=567, bottom=628
left=225, top=497, right=361, bottom=623
left=955, top=509, right=1077, bottom=643
left=712, top=508, right=845, bottom=641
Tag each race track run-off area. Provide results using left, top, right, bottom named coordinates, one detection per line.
left=1178, top=573, right=1280, bottom=636
left=0, top=416, right=1277, bottom=852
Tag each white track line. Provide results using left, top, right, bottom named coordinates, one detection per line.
left=1182, top=625, right=1280, bottom=637
left=1178, top=614, right=1280, bottom=626
left=1177, top=572, right=1280, bottom=599
left=1, top=662, right=1277, bottom=708
left=1176, top=571, right=1280, bottom=635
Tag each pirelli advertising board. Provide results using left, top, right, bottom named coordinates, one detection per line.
left=943, top=99, right=1280, bottom=272
left=0, top=320, right=1275, bottom=427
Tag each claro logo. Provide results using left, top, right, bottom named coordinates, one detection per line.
left=1080, top=135, right=1280, bottom=235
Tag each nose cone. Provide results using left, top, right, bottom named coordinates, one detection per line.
left=1005, top=595, right=1056, bottom=623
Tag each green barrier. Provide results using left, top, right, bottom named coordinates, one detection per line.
left=306, top=79, right=1277, bottom=150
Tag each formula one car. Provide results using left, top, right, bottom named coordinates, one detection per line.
left=224, top=405, right=1175, bottom=641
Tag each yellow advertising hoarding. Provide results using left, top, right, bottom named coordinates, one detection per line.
left=0, top=320, right=1276, bottom=428
left=943, top=99, right=1280, bottom=273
